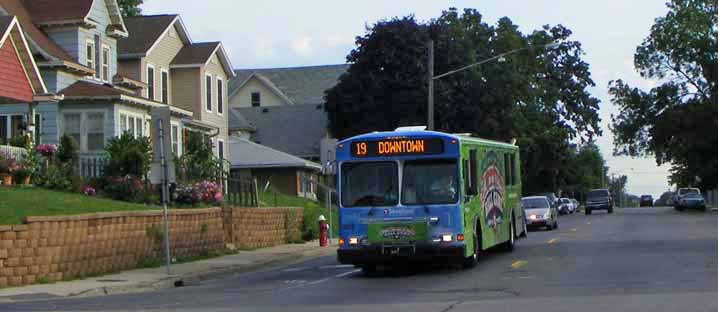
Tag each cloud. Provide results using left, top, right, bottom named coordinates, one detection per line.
left=290, top=36, right=314, bottom=57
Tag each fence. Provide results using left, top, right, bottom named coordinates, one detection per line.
left=0, top=144, right=26, bottom=162
left=224, top=171, right=258, bottom=207
left=77, top=153, right=108, bottom=178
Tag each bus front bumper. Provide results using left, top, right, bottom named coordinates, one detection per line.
left=337, top=244, right=465, bottom=265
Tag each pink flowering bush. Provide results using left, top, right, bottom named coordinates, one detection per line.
left=35, top=144, right=58, bottom=158
left=174, top=180, right=223, bottom=205
left=83, top=185, right=97, bottom=196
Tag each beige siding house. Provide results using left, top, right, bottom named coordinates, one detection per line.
left=117, top=15, right=235, bottom=160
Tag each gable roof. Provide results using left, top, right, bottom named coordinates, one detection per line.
left=237, top=104, right=328, bottom=159
left=22, top=0, right=127, bottom=35
left=228, top=136, right=321, bottom=170
left=22, top=0, right=93, bottom=24
left=171, top=41, right=235, bottom=76
left=229, top=64, right=348, bottom=105
left=229, top=108, right=255, bottom=131
left=118, top=14, right=192, bottom=58
left=0, top=15, right=46, bottom=95
left=0, top=0, right=75, bottom=62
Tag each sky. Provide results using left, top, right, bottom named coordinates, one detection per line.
left=142, top=0, right=673, bottom=197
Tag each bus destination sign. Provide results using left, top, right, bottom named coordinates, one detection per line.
left=351, top=138, right=444, bottom=157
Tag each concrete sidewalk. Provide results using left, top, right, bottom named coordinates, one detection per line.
left=0, top=241, right=337, bottom=303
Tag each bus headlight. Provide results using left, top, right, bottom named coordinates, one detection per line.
left=442, top=234, right=453, bottom=242
left=349, top=237, right=359, bottom=245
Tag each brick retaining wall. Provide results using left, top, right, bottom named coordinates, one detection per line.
left=0, top=206, right=303, bottom=288
left=225, top=207, right=304, bottom=249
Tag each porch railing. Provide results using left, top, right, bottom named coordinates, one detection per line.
left=0, top=145, right=27, bottom=162
left=77, top=153, right=108, bottom=179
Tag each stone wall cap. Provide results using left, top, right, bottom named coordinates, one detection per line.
left=23, top=207, right=223, bottom=223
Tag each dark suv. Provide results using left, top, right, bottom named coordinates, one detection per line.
left=640, top=195, right=654, bottom=207
left=585, top=189, right=613, bottom=215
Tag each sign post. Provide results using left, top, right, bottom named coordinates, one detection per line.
left=150, top=107, right=175, bottom=275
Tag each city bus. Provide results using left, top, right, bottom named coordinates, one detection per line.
left=336, top=128, right=525, bottom=272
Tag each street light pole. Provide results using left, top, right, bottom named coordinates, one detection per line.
left=427, top=40, right=435, bottom=131
left=426, top=42, right=559, bottom=131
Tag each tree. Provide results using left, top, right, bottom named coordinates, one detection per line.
left=325, top=8, right=601, bottom=193
left=608, top=175, right=628, bottom=207
left=610, top=0, right=718, bottom=189
left=118, top=0, right=143, bottom=18
left=562, top=143, right=607, bottom=200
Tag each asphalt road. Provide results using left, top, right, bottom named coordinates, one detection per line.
left=4, top=206, right=718, bottom=312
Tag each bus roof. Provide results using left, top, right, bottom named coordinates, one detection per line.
left=338, top=130, right=518, bottom=150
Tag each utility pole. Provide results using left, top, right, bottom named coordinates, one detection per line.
left=427, top=40, right=435, bottom=131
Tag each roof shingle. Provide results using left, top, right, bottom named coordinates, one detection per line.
left=0, top=0, right=76, bottom=62
left=171, top=42, right=219, bottom=65
left=228, top=137, right=321, bottom=170
left=118, top=14, right=178, bottom=56
left=229, top=64, right=348, bottom=105
left=59, top=80, right=129, bottom=97
left=22, top=0, right=93, bottom=24
left=237, top=104, right=328, bottom=159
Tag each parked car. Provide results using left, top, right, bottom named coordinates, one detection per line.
left=558, top=198, right=574, bottom=215
left=585, top=189, right=614, bottom=215
left=571, top=199, right=580, bottom=212
left=540, top=192, right=560, bottom=209
left=674, top=188, right=706, bottom=211
left=522, top=196, right=559, bottom=231
left=640, top=195, right=654, bottom=207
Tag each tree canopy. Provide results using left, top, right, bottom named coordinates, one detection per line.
left=610, top=0, right=718, bottom=189
left=118, top=0, right=143, bottom=18
left=325, top=8, right=602, bottom=194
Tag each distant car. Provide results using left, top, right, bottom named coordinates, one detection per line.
left=571, top=199, right=580, bottom=211
left=540, top=192, right=560, bottom=209
left=674, top=188, right=706, bottom=211
left=558, top=198, right=574, bottom=215
left=585, top=189, right=614, bottom=215
left=640, top=195, right=654, bottom=207
left=522, top=196, right=558, bottom=231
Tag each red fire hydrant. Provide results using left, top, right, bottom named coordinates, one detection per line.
left=318, top=215, right=328, bottom=247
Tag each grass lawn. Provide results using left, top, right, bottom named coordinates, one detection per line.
left=0, top=187, right=158, bottom=225
left=258, top=189, right=338, bottom=240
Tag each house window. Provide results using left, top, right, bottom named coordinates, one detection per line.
left=119, top=114, right=127, bottom=134
left=147, top=65, right=155, bottom=100
left=34, top=114, right=41, bottom=145
left=217, top=139, right=224, bottom=160
left=251, top=92, right=261, bottom=107
left=217, top=78, right=223, bottom=114
left=205, top=74, right=213, bottom=112
left=86, top=113, right=104, bottom=151
left=128, top=116, right=136, bottom=137
left=62, top=113, right=82, bottom=148
left=85, top=41, right=95, bottom=72
left=0, top=115, right=22, bottom=144
left=101, top=46, right=110, bottom=82
left=171, top=124, right=179, bottom=156
left=136, top=117, right=143, bottom=137
left=161, top=70, right=169, bottom=104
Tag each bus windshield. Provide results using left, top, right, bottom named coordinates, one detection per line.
left=341, top=162, right=398, bottom=207
left=402, top=159, right=458, bottom=205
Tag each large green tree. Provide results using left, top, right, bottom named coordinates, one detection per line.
left=118, top=0, right=143, bottom=18
left=610, top=0, right=718, bottom=189
left=325, top=8, right=601, bottom=194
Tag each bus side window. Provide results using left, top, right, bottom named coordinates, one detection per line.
left=463, top=159, right=471, bottom=196
left=469, top=149, right=478, bottom=195
left=504, top=153, right=511, bottom=186
left=510, top=153, right=517, bottom=185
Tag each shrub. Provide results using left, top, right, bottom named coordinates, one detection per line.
left=34, top=163, right=74, bottom=191
left=177, top=132, right=223, bottom=182
left=8, top=134, right=31, bottom=149
left=103, top=175, right=146, bottom=202
left=173, top=180, right=222, bottom=206
left=57, top=135, right=79, bottom=165
left=104, top=133, right=152, bottom=178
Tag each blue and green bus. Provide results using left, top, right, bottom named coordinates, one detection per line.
left=336, top=128, right=526, bottom=272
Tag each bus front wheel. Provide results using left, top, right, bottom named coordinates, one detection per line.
left=463, top=226, right=480, bottom=268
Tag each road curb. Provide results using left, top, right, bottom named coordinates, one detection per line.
left=68, top=246, right=338, bottom=299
